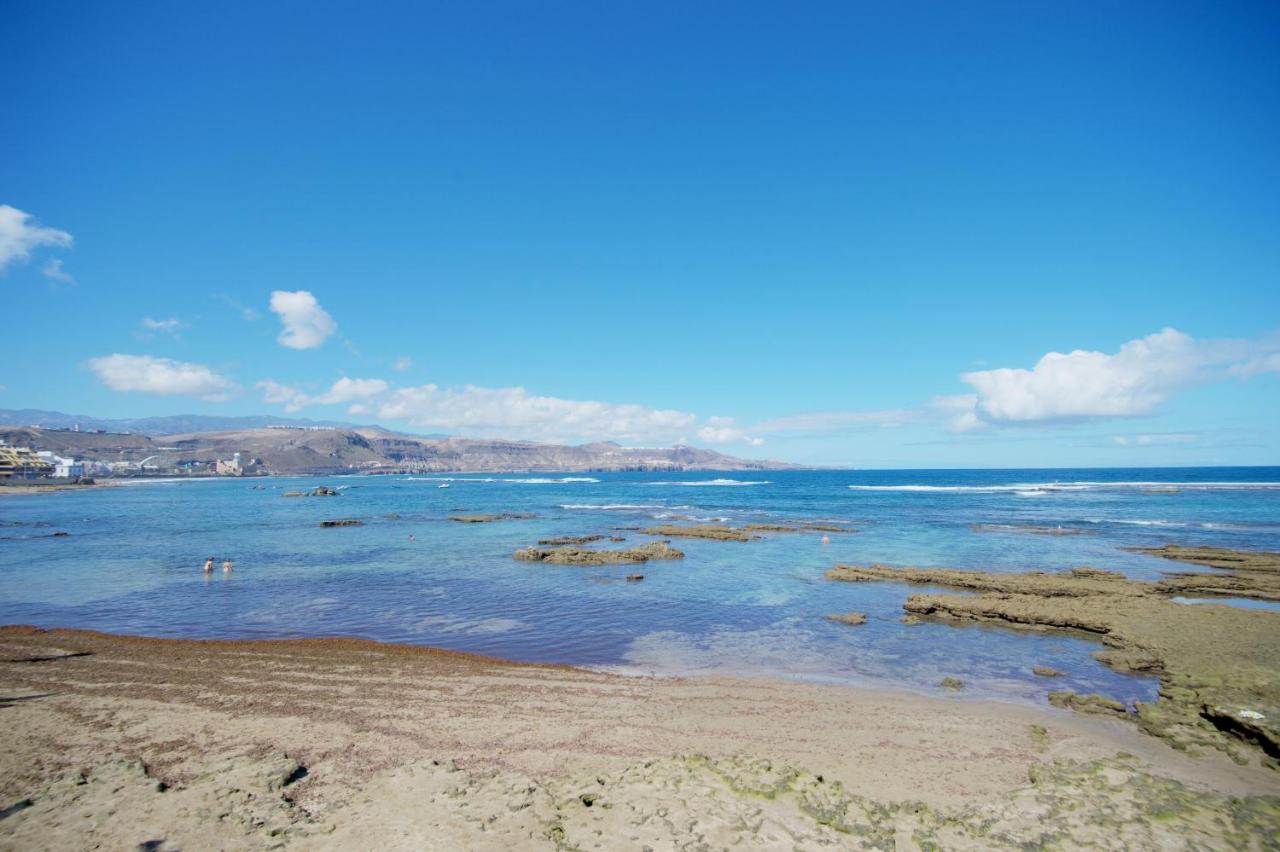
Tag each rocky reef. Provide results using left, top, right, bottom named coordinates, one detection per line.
left=320, top=519, right=362, bottom=527
left=448, top=513, right=536, bottom=523
left=514, top=540, right=684, bottom=566
left=1136, top=545, right=1280, bottom=602
left=826, top=549, right=1280, bottom=764
left=284, top=485, right=339, bottom=497
left=641, top=524, right=760, bottom=541
left=1049, top=691, right=1129, bottom=718
left=824, top=612, right=867, bottom=626
left=537, top=534, right=626, bottom=546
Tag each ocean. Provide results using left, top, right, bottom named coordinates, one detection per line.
left=3, top=467, right=1278, bottom=708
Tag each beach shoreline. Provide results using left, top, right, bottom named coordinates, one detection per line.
left=2, top=624, right=1276, bottom=849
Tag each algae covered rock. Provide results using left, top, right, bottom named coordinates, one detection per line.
left=514, top=541, right=684, bottom=566
left=827, top=549, right=1280, bottom=762
left=537, top=534, right=626, bottom=546
left=1049, top=691, right=1129, bottom=718
left=640, top=524, right=759, bottom=542
left=824, top=612, right=868, bottom=626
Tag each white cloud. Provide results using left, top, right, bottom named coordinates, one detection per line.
left=950, top=328, right=1280, bottom=430
left=392, top=356, right=413, bottom=371
left=1112, top=433, right=1199, bottom=447
left=87, top=354, right=237, bottom=401
left=696, top=416, right=765, bottom=446
left=313, top=377, right=388, bottom=404
left=269, top=290, right=336, bottom=349
left=256, top=379, right=306, bottom=412
left=377, top=384, right=698, bottom=444
left=0, top=205, right=72, bottom=273
left=41, top=258, right=75, bottom=285
left=140, top=316, right=183, bottom=336
left=257, top=376, right=388, bottom=412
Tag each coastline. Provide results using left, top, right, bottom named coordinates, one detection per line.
left=0, top=481, right=117, bottom=495
left=2, top=625, right=1276, bottom=849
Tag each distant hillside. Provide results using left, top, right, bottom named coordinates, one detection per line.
left=0, top=408, right=360, bottom=436
left=0, top=426, right=798, bottom=474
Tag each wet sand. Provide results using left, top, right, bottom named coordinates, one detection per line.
left=2, top=626, right=1277, bottom=849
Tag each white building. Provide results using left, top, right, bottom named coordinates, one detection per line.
left=36, top=451, right=85, bottom=479
left=215, top=452, right=244, bottom=476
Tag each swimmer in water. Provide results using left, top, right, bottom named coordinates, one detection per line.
left=222, top=558, right=234, bottom=573
left=204, top=557, right=215, bottom=573
left=821, top=535, right=830, bottom=545
left=409, top=533, right=416, bottom=542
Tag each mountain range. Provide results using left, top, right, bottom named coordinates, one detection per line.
left=0, top=409, right=796, bottom=474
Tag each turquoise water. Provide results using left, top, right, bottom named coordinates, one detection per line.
left=3, top=468, right=1278, bottom=708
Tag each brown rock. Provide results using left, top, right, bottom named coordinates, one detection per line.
left=514, top=541, right=684, bottom=566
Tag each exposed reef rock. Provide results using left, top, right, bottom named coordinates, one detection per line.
left=641, top=524, right=759, bottom=541
left=941, top=677, right=966, bottom=691
left=826, top=550, right=1280, bottom=763
left=824, top=612, right=867, bottom=626
left=1033, top=665, right=1064, bottom=678
left=1134, top=545, right=1280, bottom=573
left=1136, top=545, right=1280, bottom=602
left=320, top=519, right=362, bottom=527
left=514, top=541, right=684, bottom=566
left=537, top=534, right=626, bottom=546
left=449, top=513, right=536, bottom=523
left=283, top=486, right=338, bottom=497
left=971, top=523, right=1087, bottom=536
left=1049, top=691, right=1130, bottom=718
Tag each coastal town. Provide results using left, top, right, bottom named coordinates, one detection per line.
left=0, top=421, right=790, bottom=486
left=0, top=428, right=263, bottom=484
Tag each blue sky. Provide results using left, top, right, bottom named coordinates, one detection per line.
left=2, top=1, right=1277, bottom=467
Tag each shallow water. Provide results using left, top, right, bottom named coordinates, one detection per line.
left=2, top=467, right=1278, bottom=708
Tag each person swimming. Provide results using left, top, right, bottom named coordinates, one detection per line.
left=821, top=535, right=830, bottom=545
left=204, top=557, right=215, bottom=573
left=222, top=558, right=234, bottom=573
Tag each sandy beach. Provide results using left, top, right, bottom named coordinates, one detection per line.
left=2, top=625, right=1277, bottom=850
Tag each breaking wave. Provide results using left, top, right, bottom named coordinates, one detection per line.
left=651, top=479, right=771, bottom=487
left=401, top=476, right=599, bottom=484
left=848, top=481, right=1280, bottom=494
left=561, top=503, right=673, bottom=511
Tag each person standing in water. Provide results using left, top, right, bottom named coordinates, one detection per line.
left=204, top=557, right=215, bottom=573
left=222, top=558, right=234, bottom=573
